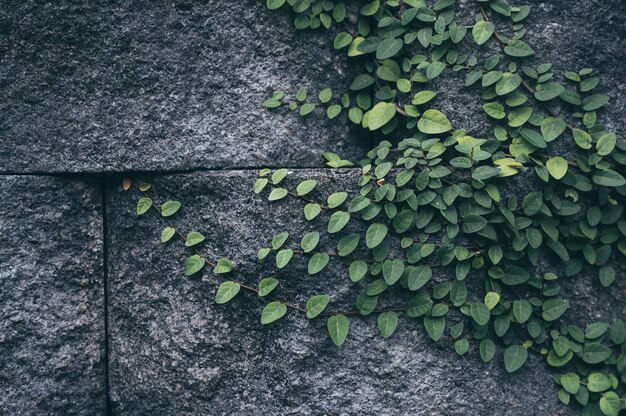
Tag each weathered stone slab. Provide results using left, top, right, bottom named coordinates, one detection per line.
left=106, top=170, right=623, bottom=414
left=1, top=1, right=624, bottom=173
left=0, top=176, right=105, bottom=414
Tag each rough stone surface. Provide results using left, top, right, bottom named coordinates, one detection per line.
left=106, top=170, right=624, bottom=415
left=1, top=0, right=625, bottom=173
left=0, top=176, right=105, bottom=414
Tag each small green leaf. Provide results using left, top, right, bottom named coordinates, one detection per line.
left=306, top=294, right=330, bottom=319
left=327, top=192, right=348, bottom=208
left=327, top=314, right=350, bottom=346
left=268, top=188, right=288, bottom=201
left=546, top=157, right=568, bottom=180
left=271, top=232, right=289, bottom=249
left=454, top=339, right=469, bottom=355
left=484, top=292, right=500, bottom=310
left=377, top=311, right=399, bottom=338
left=349, top=260, right=368, bottom=282
left=213, top=258, right=234, bottom=274
left=304, top=203, right=322, bottom=220
left=424, top=316, right=445, bottom=341
left=266, top=0, right=286, bottom=10
left=412, top=90, right=437, bottom=105
left=136, top=197, right=153, bottom=215
left=560, top=373, right=580, bottom=395
left=300, top=103, right=316, bottom=116
left=573, top=128, right=592, bottom=150
left=215, top=281, right=240, bottom=304
left=596, top=133, right=616, bottom=156
left=327, top=211, right=350, bottom=233
left=185, top=231, right=205, bottom=247
left=296, top=179, right=318, bottom=196
left=161, top=227, right=175, bottom=243
left=366, top=223, right=388, bottom=248
left=483, top=102, right=505, bottom=119
left=185, top=255, right=205, bottom=276
left=254, top=178, right=269, bottom=194
left=504, top=39, right=534, bottom=57
left=587, top=372, right=611, bottom=393
left=367, top=102, right=397, bottom=131
left=376, top=38, right=403, bottom=60
left=308, top=253, right=330, bottom=275
left=504, top=345, right=528, bottom=373
left=418, top=109, right=452, bottom=134
left=472, top=20, right=495, bottom=45
left=258, top=278, right=279, bottom=297
left=471, top=302, right=491, bottom=326
left=276, top=249, right=294, bottom=269
left=318, top=88, right=332, bottom=104
left=300, top=231, right=320, bottom=253
left=480, top=339, right=496, bottom=362
left=593, top=169, right=626, bottom=187
left=382, top=258, right=404, bottom=285
left=582, top=343, right=612, bottom=364
left=535, top=82, right=566, bottom=101
left=261, top=301, right=287, bottom=324
left=599, top=392, right=621, bottom=416
left=540, top=117, right=566, bottom=142
left=161, top=200, right=181, bottom=217
left=426, top=61, right=446, bottom=79
left=272, top=169, right=289, bottom=184
left=542, top=299, right=568, bottom=321
left=512, top=300, right=532, bottom=323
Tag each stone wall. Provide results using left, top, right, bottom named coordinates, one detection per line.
left=0, top=0, right=624, bottom=414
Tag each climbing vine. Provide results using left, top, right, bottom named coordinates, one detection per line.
left=125, top=1, right=626, bottom=414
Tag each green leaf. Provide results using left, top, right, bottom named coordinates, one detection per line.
left=412, top=90, right=437, bottom=105
left=185, top=255, right=205, bottom=276
left=599, top=392, right=621, bottom=416
left=337, top=233, right=360, bottom=256
left=593, top=169, right=626, bottom=187
left=541, top=117, right=566, bottom=142
left=161, top=200, right=181, bottom=217
left=327, top=314, right=350, bottom=346
left=424, top=316, right=445, bottom=341
left=382, top=258, right=404, bottom=285
left=327, top=211, right=350, bottom=233
left=366, top=223, right=388, bottom=248
left=542, top=299, right=568, bottom=321
left=504, top=345, right=528, bottom=373
left=276, top=249, right=294, bottom=269
left=582, top=343, right=612, bottom=364
left=454, top=339, right=469, bottom=355
left=306, top=294, right=330, bottom=319
left=327, top=104, right=342, bottom=119
left=268, top=188, right=288, bottom=201
left=185, top=231, right=205, bottom=247
left=573, top=128, right=592, bottom=150
left=304, top=203, right=322, bottom=220
left=596, top=133, right=616, bottom=156
left=261, top=301, right=287, bottom=324
left=213, top=258, right=234, bottom=274
left=480, top=339, right=496, bottom=362
left=350, top=74, right=375, bottom=90
left=512, top=300, right=533, bottom=323
left=495, top=73, right=522, bottom=96
left=318, top=88, right=332, bottom=103
left=367, top=102, right=397, bottom=131
left=582, top=94, right=609, bottom=111
left=472, top=20, right=495, bottom=45
left=504, top=39, right=534, bottom=57
left=161, top=227, right=175, bottom=243
left=418, top=109, right=452, bottom=134
left=471, top=302, right=491, bottom=326
left=301, top=231, right=320, bottom=253
left=295, top=180, right=317, bottom=197
left=308, top=253, right=330, bottom=275
left=377, top=311, right=399, bottom=338
left=546, top=157, right=568, bottom=180
left=587, top=372, right=611, bottom=393
left=483, top=102, right=506, bottom=119
left=535, top=82, right=566, bottom=101
left=349, top=260, right=368, bottom=282
left=258, top=278, right=279, bottom=297
left=461, top=214, right=487, bottom=233
left=271, top=232, right=289, bottom=249
left=136, top=197, right=152, bottom=215
left=426, top=61, right=446, bottom=79
left=560, top=373, right=580, bottom=395
left=327, top=192, right=348, bottom=208
left=520, top=128, right=547, bottom=148
left=376, top=38, right=403, bottom=60
left=266, top=0, right=286, bottom=10
left=484, top=292, right=500, bottom=310
left=254, top=178, right=269, bottom=194
left=272, top=169, right=288, bottom=184
left=215, top=281, right=240, bottom=304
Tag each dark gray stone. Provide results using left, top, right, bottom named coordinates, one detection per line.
left=1, top=0, right=624, bottom=173
left=0, top=176, right=106, bottom=414
left=106, top=169, right=623, bottom=415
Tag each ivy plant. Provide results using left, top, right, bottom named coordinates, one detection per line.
left=124, top=0, right=626, bottom=414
